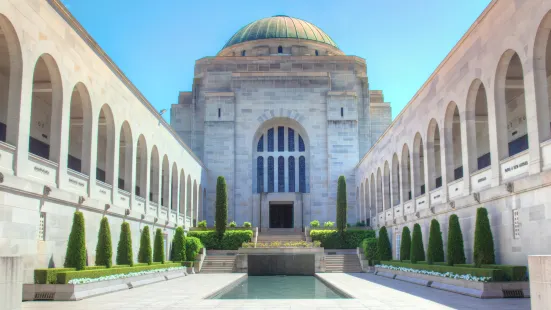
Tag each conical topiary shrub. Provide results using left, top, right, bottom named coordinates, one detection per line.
left=410, top=223, right=425, bottom=263
left=399, top=226, right=411, bottom=261
left=95, top=217, right=112, bottom=268
left=153, top=228, right=165, bottom=263
left=215, top=176, right=228, bottom=238
left=473, top=207, right=495, bottom=267
left=116, top=221, right=133, bottom=266
left=427, top=219, right=444, bottom=264
left=336, top=176, right=348, bottom=234
left=447, top=214, right=466, bottom=266
left=377, top=226, right=392, bottom=261
left=64, top=211, right=87, bottom=270
left=138, top=226, right=152, bottom=264
left=171, top=226, right=186, bottom=262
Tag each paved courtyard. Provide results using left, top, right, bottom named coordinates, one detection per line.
left=22, top=273, right=530, bottom=309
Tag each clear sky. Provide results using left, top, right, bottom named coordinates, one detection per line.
left=61, top=0, right=491, bottom=122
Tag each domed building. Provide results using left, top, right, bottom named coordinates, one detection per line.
left=171, top=16, right=391, bottom=230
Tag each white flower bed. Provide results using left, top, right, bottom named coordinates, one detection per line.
left=67, top=267, right=186, bottom=284
left=375, top=264, right=492, bottom=282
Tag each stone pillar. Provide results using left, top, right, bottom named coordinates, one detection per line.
left=523, top=70, right=543, bottom=175
left=0, top=257, right=23, bottom=310
left=459, top=108, right=472, bottom=193
left=528, top=255, right=551, bottom=309
left=13, top=65, right=34, bottom=177
left=56, top=85, right=72, bottom=188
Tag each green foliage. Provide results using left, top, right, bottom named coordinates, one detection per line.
left=336, top=175, right=347, bottom=234
left=185, top=237, right=204, bottom=261
left=455, top=264, right=527, bottom=281
left=187, top=230, right=253, bottom=250
left=95, top=217, right=113, bottom=268
left=116, top=222, right=133, bottom=266
left=242, top=240, right=321, bottom=248
left=447, top=214, right=466, bottom=266
left=379, top=261, right=504, bottom=281
left=56, top=262, right=183, bottom=284
left=34, top=268, right=75, bottom=284
left=138, top=226, right=152, bottom=265
left=362, top=238, right=378, bottom=266
left=215, top=176, right=228, bottom=237
left=243, top=222, right=252, bottom=228
left=427, top=219, right=445, bottom=264
left=171, top=226, right=186, bottom=262
left=64, top=211, right=87, bottom=270
left=153, top=228, right=165, bottom=264
left=355, top=221, right=366, bottom=227
left=399, top=226, right=411, bottom=261
left=410, top=223, right=425, bottom=263
left=228, top=221, right=237, bottom=228
left=310, top=220, right=320, bottom=228
left=377, top=226, right=392, bottom=261
left=473, top=207, right=495, bottom=267
left=323, top=221, right=335, bottom=228
left=310, top=229, right=375, bottom=249
left=197, top=220, right=207, bottom=228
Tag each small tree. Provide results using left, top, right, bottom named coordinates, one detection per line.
left=473, top=207, right=495, bottom=267
left=362, top=238, right=378, bottom=266
left=116, top=221, right=133, bottom=266
left=377, top=226, right=392, bottom=261
left=64, top=211, right=87, bottom=270
left=215, top=176, right=228, bottom=238
left=410, top=223, right=425, bottom=263
left=95, top=217, right=112, bottom=268
left=447, top=214, right=466, bottom=266
left=336, top=176, right=348, bottom=234
left=138, top=226, right=152, bottom=264
left=399, top=226, right=411, bottom=261
left=185, top=236, right=204, bottom=261
left=171, top=226, right=186, bottom=262
left=153, top=228, right=165, bottom=263
left=427, top=219, right=444, bottom=264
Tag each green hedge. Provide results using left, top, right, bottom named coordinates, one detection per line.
left=310, top=229, right=375, bottom=249
left=454, top=264, right=527, bottom=281
left=56, top=262, right=183, bottom=284
left=362, top=238, right=378, bottom=266
left=185, top=237, right=203, bottom=261
left=187, top=230, right=253, bottom=250
left=35, top=268, right=75, bottom=284
left=380, top=261, right=504, bottom=281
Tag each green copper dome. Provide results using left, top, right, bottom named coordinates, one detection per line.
left=223, top=15, right=338, bottom=49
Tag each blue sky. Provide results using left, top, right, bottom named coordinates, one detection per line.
left=62, top=0, right=491, bottom=122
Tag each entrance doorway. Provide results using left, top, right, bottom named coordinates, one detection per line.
left=269, top=203, right=293, bottom=228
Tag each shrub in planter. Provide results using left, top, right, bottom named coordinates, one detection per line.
left=215, top=176, right=228, bottom=238
left=410, top=223, right=425, bottom=263
left=228, top=221, right=237, bottom=228
left=56, top=262, right=183, bottom=284
left=197, top=220, right=207, bottom=228
left=185, top=236, right=203, bottom=261
left=447, top=214, right=466, bottom=266
left=310, top=230, right=375, bottom=249
left=243, top=222, right=252, bottom=228
left=138, top=226, right=152, bottom=265
left=378, top=261, right=504, bottom=281
left=310, top=220, right=320, bottom=228
left=153, top=228, right=165, bottom=264
left=35, top=268, right=75, bottom=284
left=427, top=219, right=444, bottom=264
left=362, top=238, right=378, bottom=266
left=116, top=222, right=133, bottom=266
left=455, top=264, right=527, bottom=281
left=187, top=230, right=253, bottom=250
left=336, top=175, right=347, bottom=234
left=95, top=217, right=113, bottom=268
left=64, top=211, right=87, bottom=270
left=324, top=221, right=334, bottom=228
left=399, top=226, right=411, bottom=261
left=473, top=207, right=495, bottom=267
left=377, top=226, right=392, bottom=261
left=171, top=226, right=186, bottom=262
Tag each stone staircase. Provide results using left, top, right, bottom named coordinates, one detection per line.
left=324, top=252, right=363, bottom=273
left=200, top=253, right=236, bottom=273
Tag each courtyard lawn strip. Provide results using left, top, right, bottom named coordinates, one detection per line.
left=56, top=262, right=183, bottom=284
left=378, top=261, right=503, bottom=281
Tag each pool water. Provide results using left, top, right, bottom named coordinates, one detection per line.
left=210, top=276, right=349, bottom=299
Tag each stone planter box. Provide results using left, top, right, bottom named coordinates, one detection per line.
left=23, top=269, right=188, bottom=301
left=374, top=267, right=529, bottom=298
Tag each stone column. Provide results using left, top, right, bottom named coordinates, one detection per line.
left=0, top=257, right=23, bottom=310
left=459, top=108, right=471, bottom=194
left=523, top=70, right=543, bottom=175
left=488, top=74, right=505, bottom=187
left=87, top=110, right=100, bottom=197
left=422, top=140, right=430, bottom=201
left=166, top=163, right=172, bottom=219
left=528, top=255, right=551, bottom=309
left=438, top=123, right=449, bottom=202
left=13, top=64, right=34, bottom=177
left=56, top=85, right=72, bottom=188
left=109, top=125, right=120, bottom=203
left=129, top=138, right=138, bottom=210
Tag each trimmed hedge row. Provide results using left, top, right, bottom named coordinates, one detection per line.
left=35, top=266, right=109, bottom=284
left=380, top=261, right=504, bottom=281
left=56, top=262, right=183, bottom=284
left=187, top=230, right=253, bottom=250
left=310, top=229, right=375, bottom=249
left=455, top=264, right=527, bottom=281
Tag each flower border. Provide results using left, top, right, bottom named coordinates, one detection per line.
left=375, top=264, right=492, bottom=282
left=67, top=266, right=186, bottom=284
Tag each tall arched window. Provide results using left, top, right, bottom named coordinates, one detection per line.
left=278, top=156, right=285, bottom=192
left=299, top=156, right=306, bottom=193
left=268, top=156, right=274, bottom=192
left=257, top=157, right=264, bottom=193
left=288, top=156, right=295, bottom=192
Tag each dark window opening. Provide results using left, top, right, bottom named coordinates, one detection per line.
left=135, top=186, right=141, bottom=196
left=29, top=137, right=50, bottom=160
left=508, top=134, right=528, bottom=157
left=0, top=122, right=6, bottom=142
left=96, top=168, right=106, bottom=183
left=420, top=184, right=425, bottom=195
left=454, top=166, right=464, bottom=180
left=268, top=128, right=274, bottom=152
left=435, top=176, right=442, bottom=188
left=118, top=178, right=125, bottom=190
left=257, top=157, right=264, bottom=193
left=477, top=152, right=491, bottom=170
left=278, top=126, right=284, bottom=152
left=257, top=135, right=264, bottom=152
left=340, top=107, right=344, bottom=117
left=268, top=157, right=274, bottom=192
left=218, top=108, right=221, bottom=118
left=278, top=46, right=283, bottom=54
left=315, top=50, right=319, bottom=56
left=241, top=50, right=246, bottom=56
left=289, top=156, right=295, bottom=192
left=278, top=156, right=285, bottom=192
left=408, top=191, right=412, bottom=200
left=68, top=155, right=82, bottom=172
left=299, top=136, right=305, bottom=152
left=288, top=128, right=295, bottom=151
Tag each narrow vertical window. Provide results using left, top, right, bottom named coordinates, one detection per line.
left=257, top=157, right=264, bottom=193
left=268, top=156, right=274, bottom=192
left=288, top=128, right=295, bottom=151
left=241, top=50, right=246, bottom=56
left=315, top=50, right=319, bottom=56
left=218, top=108, right=221, bottom=118
left=257, top=135, right=264, bottom=152
left=341, top=107, right=344, bottom=117
left=299, top=156, right=306, bottom=193
left=278, top=46, right=283, bottom=54
left=299, top=135, right=305, bottom=152
left=289, top=156, right=295, bottom=192
left=268, top=128, right=274, bottom=152
left=278, top=126, right=285, bottom=152
left=278, top=156, right=285, bottom=192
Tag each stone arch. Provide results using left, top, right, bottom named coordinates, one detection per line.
left=426, top=118, right=442, bottom=190
left=96, top=104, right=115, bottom=185
left=67, top=82, right=93, bottom=174
left=118, top=121, right=133, bottom=191
left=533, top=10, right=551, bottom=142
left=466, top=79, right=492, bottom=172
left=444, top=102, right=464, bottom=182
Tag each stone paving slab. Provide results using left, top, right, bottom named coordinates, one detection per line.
left=22, top=273, right=530, bottom=310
